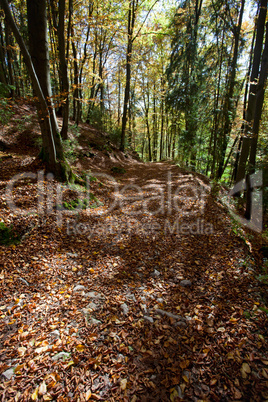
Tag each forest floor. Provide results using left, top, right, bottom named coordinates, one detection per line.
left=0, top=103, right=268, bottom=401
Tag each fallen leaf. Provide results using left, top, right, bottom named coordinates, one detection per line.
left=241, top=362, right=251, bottom=378
left=120, top=378, right=127, bottom=391
left=31, top=387, right=38, bottom=401
left=39, top=381, right=47, bottom=395
left=85, top=389, right=92, bottom=400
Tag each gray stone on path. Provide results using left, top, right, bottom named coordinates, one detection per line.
left=90, top=317, right=102, bottom=325
left=73, top=285, right=86, bottom=293
left=155, top=308, right=185, bottom=322
left=50, top=330, right=60, bottom=339
left=175, top=321, right=187, bottom=328
left=52, top=352, right=71, bottom=361
left=152, top=269, right=160, bottom=278
left=156, top=298, right=164, bottom=304
left=86, top=302, right=98, bottom=311
left=126, top=293, right=137, bottom=302
left=120, top=303, right=129, bottom=316
left=180, top=279, right=192, bottom=288
left=2, top=367, right=16, bottom=380
left=85, top=291, right=104, bottom=299
left=144, top=316, right=154, bottom=323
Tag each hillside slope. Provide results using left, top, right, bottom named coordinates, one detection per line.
left=0, top=103, right=267, bottom=401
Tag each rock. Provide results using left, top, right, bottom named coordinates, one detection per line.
left=152, top=269, right=160, bottom=277
left=126, top=293, right=137, bottom=302
left=66, top=252, right=78, bottom=257
left=144, top=316, right=154, bottom=323
left=73, top=285, right=86, bottom=293
left=180, top=279, right=192, bottom=288
left=50, top=330, right=60, bottom=339
left=140, top=304, right=147, bottom=313
left=156, top=298, right=164, bottom=304
left=155, top=308, right=185, bottom=321
left=120, top=303, right=129, bottom=316
left=90, top=317, right=102, bottom=325
left=175, top=321, right=187, bottom=328
left=2, top=367, right=15, bottom=379
left=86, top=302, right=98, bottom=311
left=85, top=291, right=104, bottom=299
left=52, top=352, right=71, bottom=361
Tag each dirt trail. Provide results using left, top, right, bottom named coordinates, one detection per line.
left=0, top=128, right=268, bottom=400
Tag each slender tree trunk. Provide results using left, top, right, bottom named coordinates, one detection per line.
left=248, top=22, right=268, bottom=172
left=0, top=0, right=58, bottom=170
left=217, top=0, right=245, bottom=179
left=4, top=18, right=15, bottom=97
left=235, top=0, right=267, bottom=183
left=120, top=0, right=137, bottom=151
left=58, top=0, right=69, bottom=140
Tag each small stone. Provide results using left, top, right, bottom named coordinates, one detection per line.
left=86, top=302, right=98, bottom=311
left=52, top=352, right=71, bottom=361
left=120, top=303, right=129, bottom=316
left=73, top=285, right=86, bottom=293
left=175, top=321, right=187, bottom=328
left=2, top=367, right=15, bottom=379
left=90, top=317, right=102, bottom=325
left=144, top=316, right=154, bottom=323
left=50, top=330, right=60, bottom=339
left=155, top=308, right=184, bottom=321
left=180, top=279, right=192, bottom=287
left=126, top=293, right=137, bottom=302
left=85, top=291, right=103, bottom=299
left=141, top=304, right=147, bottom=313
left=157, top=298, right=164, bottom=304
left=66, top=252, right=78, bottom=257
left=152, top=269, right=160, bottom=277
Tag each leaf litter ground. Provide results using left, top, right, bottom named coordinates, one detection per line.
left=0, top=112, right=268, bottom=401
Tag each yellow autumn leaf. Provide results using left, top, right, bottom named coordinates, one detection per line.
left=14, top=364, right=24, bottom=373
left=241, top=362, right=251, bottom=378
left=31, top=387, right=38, bottom=401
left=76, top=344, right=85, bottom=352
left=89, top=268, right=94, bottom=273
left=170, top=388, right=179, bottom=401
left=72, top=267, right=77, bottom=272
left=229, top=317, right=238, bottom=323
left=120, top=378, right=127, bottom=391
left=85, top=389, right=92, bottom=400
left=182, top=375, right=189, bottom=383
left=43, top=394, right=53, bottom=401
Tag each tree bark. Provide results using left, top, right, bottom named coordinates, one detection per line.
left=120, top=0, right=137, bottom=151
left=58, top=0, right=69, bottom=140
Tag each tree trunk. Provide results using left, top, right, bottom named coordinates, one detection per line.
left=217, top=0, right=245, bottom=179
left=120, top=0, right=137, bottom=151
left=4, top=18, right=15, bottom=97
left=58, top=0, right=69, bottom=140
left=235, top=0, right=267, bottom=183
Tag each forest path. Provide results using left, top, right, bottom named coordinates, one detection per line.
left=0, top=156, right=268, bottom=401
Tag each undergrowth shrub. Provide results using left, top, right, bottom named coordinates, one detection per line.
left=0, top=222, right=20, bottom=245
